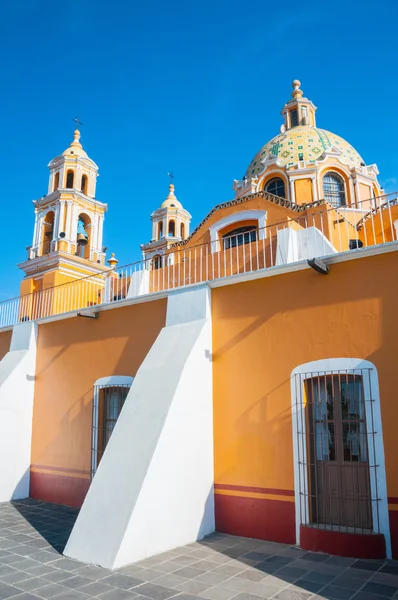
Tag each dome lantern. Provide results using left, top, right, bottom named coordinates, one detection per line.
left=281, top=79, right=317, bottom=130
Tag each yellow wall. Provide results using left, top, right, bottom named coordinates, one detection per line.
left=212, top=252, right=398, bottom=543
left=0, top=331, right=12, bottom=360
left=294, top=178, right=313, bottom=205
left=30, top=298, right=167, bottom=506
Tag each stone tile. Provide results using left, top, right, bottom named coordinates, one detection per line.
left=241, top=554, right=271, bottom=563
left=49, top=591, right=89, bottom=600
left=273, top=567, right=307, bottom=580
left=195, top=574, right=233, bottom=587
left=10, top=594, right=48, bottom=600
left=353, top=594, right=393, bottom=600
left=331, top=575, right=365, bottom=590
left=0, top=566, right=18, bottom=577
left=192, top=563, right=220, bottom=573
left=132, top=583, right=178, bottom=600
left=46, top=560, right=82, bottom=573
left=28, top=553, right=60, bottom=565
left=317, top=585, right=355, bottom=599
left=227, top=593, right=264, bottom=600
left=15, top=577, right=50, bottom=592
left=172, top=568, right=206, bottom=580
left=372, top=572, right=398, bottom=587
left=300, top=552, right=328, bottom=563
left=60, top=577, right=95, bottom=591
left=33, top=583, right=70, bottom=598
left=0, top=554, right=26, bottom=566
left=351, top=561, right=384, bottom=572
left=24, top=567, right=58, bottom=578
left=300, top=570, right=336, bottom=584
left=235, top=572, right=266, bottom=583
left=212, top=566, right=245, bottom=578
left=41, top=573, right=75, bottom=585
left=174, top=580, right=212, bottom=594
left=288, top=580, right=324, bottom=594
left=0, top=572, right=33, bottom=585
left=78, top=581, right=118, bottom=596
left=325, top=556, right=355, bottom=567
left=344, top=568, right=374, bottom=581
left=167, top=595, right=197, bottom=600
left=98, top=592, right=139, bottom=600
left=382, top=567, right=398, bottom=577
left=221, top=578, right=254, bottom=592
left=272, top=589, right=313, bottom=600
left=154, top=575, right=190, bottom=590
left=100, top=575, right=144, bottom=591
left=245, top=582, right=285, bottom=598
left=0, top=583, right=28, bottom=599
left=131, top=570, right=164, bottom=583
left=361, top=581, right=398, bottom=597
left=198, top=586, right=238, bottom=600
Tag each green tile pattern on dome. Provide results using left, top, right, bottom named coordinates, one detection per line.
left=245, top=126, right=364, bottom=178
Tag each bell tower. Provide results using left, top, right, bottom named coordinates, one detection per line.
left=141, top=183, right=191, bottom=268
left=18, top=128, right=109, bottom=297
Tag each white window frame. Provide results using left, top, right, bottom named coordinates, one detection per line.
left=91, top=376, right=133, bottom=477
left=290, top=358, right=391, bottom=558
left=209, top=210, right=267, bottom=253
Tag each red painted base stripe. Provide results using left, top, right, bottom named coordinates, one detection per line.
left=215, top=492, right=295, bottom=545
left=300, top=525, right=386, bottom=559
left=30, top=470, right=90, bottom=509
left=214, top=483, right=294, bottom=497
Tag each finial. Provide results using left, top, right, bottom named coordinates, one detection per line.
left=73, top=129, right=81, bottom=142
left=292, top=79, right=303, bottom=99
left=107, top=253, right=118, bottom=269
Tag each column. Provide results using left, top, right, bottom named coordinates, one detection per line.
left=289, top=179, right=296, bottom=204
left=311, top=177, right=317, bottom=203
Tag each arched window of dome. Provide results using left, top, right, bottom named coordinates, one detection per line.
left=264, top=177, right=286, bottom=198
left=66, top=170, right=74, bottom=189
left=53, top=172, right=60, bottom=192
left=158, top=221, right=163, bottom=240
left=180, top=222, right=185, bottom=238
left=323, top=172, right=346, bottom=207
left=223, top=226, right=257, bottom=250
left=152, top=255, right=162, bottom=270
left=168, top=220, right=175, bottom=237
left=81, top=174, right=88, bottom=195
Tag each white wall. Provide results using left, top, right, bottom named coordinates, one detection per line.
left=276, top=226, right=337, bottom=265
left=0, top=322, right=37, bottom=501
left=64, top=284, right=214, bottom=569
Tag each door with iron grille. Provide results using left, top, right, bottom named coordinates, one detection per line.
left=306, top=374, right=372, bottom=530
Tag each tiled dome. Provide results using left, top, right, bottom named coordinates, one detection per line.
left=245, top=126, right=364, bottom=179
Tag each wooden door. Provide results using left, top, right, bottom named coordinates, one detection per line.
left=306, top=374, right=372, bottom=530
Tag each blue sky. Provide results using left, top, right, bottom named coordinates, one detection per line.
left=0, top=0, right=397, bottom=300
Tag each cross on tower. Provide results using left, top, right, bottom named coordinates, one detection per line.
left=167, top=171, right=175, bottom=184
left=73, top=116, right=83, bottom=129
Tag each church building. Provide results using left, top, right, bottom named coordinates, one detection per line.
left=0, top=80, right=397, bottom=569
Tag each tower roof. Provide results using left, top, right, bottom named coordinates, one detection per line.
left=160, top=184, right=183, bottom=209
left=62, top=129, right=88, bottom=158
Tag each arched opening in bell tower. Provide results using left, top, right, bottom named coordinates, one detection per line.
left=81, top=174, right=88, bottom=195
left=41, top=211, right=55, bottom=255
left=66, top=170, right=74, bottom=189
left=168, top=220, right=175, bottom=237
left=75, top=213, right=91, bottom=259
left=180, top=222, right=185, bottom=238
left=158, top=221, right=163, bottom=240
left=53, top=172, right=60, bottom=192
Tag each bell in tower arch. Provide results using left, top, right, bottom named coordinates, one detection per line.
left=77, top=218, right=89, bottom=246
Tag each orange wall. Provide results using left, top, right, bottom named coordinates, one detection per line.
left=295, top=178, right=312, bottom=204
left=0, top=330, right=11, bottom=360
left=30, top=298, right=167, bottom=507
left=212, top=251, right=398, bottom=546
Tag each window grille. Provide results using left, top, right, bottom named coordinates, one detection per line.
left=323, top=172, right=346, bottom=207
left=91, top=382, right=131, bottom=478
left=223, top=226, right=257, bottom=250
left=292, top=369, right=381, bottom=534
left=265, top=177, right=286, bottom=199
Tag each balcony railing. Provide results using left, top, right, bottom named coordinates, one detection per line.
left=1, top=193, right=397, bottom=329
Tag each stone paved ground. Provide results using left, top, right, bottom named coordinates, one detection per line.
left=0, top=501, right=397, bottom=600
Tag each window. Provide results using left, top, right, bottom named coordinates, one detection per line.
left=168, top=220, right=175, bottom=237
left=66, top=170, right=74, bottom=189
left=81, top=174, right=88, bottom=195
left=265, top=177, right=286, bottom=198
left=323, top=172, right=346, bottom=207
left=53, top=172, right=60, bottom=192
left=91, top=378, right=133, bottom=477
left=152, top=255, right=162, bottom=269
left=290, top=109, right=298, bottom=127
left=180, top=222, right=185, bottom=238
left=223, top=226, right=257, bottom=250
left=158, top=221, right=163, bottom=240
